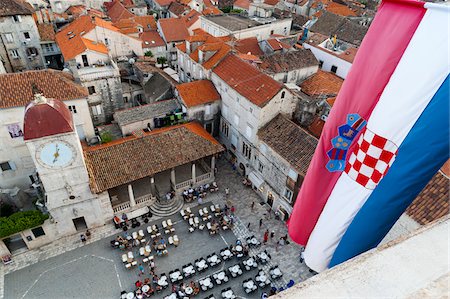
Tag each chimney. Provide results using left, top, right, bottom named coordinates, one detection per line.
left=186, top=41, right=191, bottom=54
left=198, top=50, right=204, bottom=64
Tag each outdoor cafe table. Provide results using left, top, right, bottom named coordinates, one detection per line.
left=222, top=289, right=234, bottom=299
left=235, top=245, right=242, bottom=252
left=203, top=277, right=212, bottom=288
left=198, top=260, right=206, bottom=269
left=172, top=272, right=180, bottom=280
left=222, top=249, right=231, bottom=257
left=230, top=265, right=240, bottom=274
left=211, top=255, right=218, bottom=263
left=185, top=287, right=194, bottom=295
left=246, top=258, right=255, bottom=267
left=245, top=280, right=255, bottom=289
left=126, top=292, right=134, bottom=299
left=142, top=285, right=150, bottom=293
left=217, top=271, right=225, bottom=280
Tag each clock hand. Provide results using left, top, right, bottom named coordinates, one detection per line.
left=53, top=144, right=60, bottom=163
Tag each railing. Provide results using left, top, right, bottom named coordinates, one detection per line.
left=175, top=179, right=193, bottom=190
left=195, top=172, right=212, bottom=184
left=135, top=194, right=155, bottom=205
left=113, top=201, right=131, bottom=213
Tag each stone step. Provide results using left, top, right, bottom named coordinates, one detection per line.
left=149, top=197, right=184, bottom=217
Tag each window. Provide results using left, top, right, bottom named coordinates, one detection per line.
left=4, top=33, right=14, bottom=43
left=205, top=104, right=211, bottom=115
left=242, top=141, right=252, bottom=160
left=68, top=105, right=77, bottom=113
left=283, top=188, right=294, bottom=202
left=281, top=91, right=285, bottom=99
left=258, top=161, right=264, bottom=173
left=31, top=227, right=45, bottom=238
left=249, top=107, right=253, bottom=113
left=91, top=104, right=102, bottom=116
left=331, top=65, right=338, bottom=73
left=245, top=124, right=253, bottom=139
left=123, top=96, right=128, bottom=103
left=233, top=114, right=239, bottom=126
left=104, top=38, right=109, bottom=46
left=12, top=15, right=22, bottom=23
left=221, top=121, right=229, bottom=137
left=319, top=60, right=324, bottom=68
left=23, top=32, right=30, bottom=40
left=10, top=49, right=19, bottom=58
left=270, top=30, right=274, bottom=35
left=88, top=86, right=96, bottom=95
left=43, top=43, right=55, bottom=52
left=26, top=47, right=38, bottom=56
left=0, top=161, right=15, bottom=172
left=6, top=123, right=23, bottom=138
left=222, top=104, right=228, bottom=117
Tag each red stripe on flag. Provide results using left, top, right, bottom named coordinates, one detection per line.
left=288, top=0, right=426, bottom=246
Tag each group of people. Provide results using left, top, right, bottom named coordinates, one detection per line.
left=171, top=281, right=200, bottom=297
left=182, top=182, right=219, bottom=203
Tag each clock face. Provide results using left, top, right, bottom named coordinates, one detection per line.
left=37, top=141, right=75, bottom=168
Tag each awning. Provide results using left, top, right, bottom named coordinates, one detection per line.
left=248, top=171, right=264, bottom=189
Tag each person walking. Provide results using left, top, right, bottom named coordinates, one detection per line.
left=230, top=205, right=235, bottom=215
left=259, top=218, right=263, bottom=229
left=80, top=234, right=86, bottom=244
left=266, top=207, right=271, bottom=219
left=270, top=231, right=275, bottom=240
left=263, top=229, right=269, bottom=244
left=85, top=229, right=91, bottom=240
left=250, top=201, right=255, bottom=211
left=138, top=263, right=145, bottom=276
left=247, top=222, right=251, bottom=230
left=225, top=187, right=229, bottom=197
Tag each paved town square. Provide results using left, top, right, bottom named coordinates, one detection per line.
left=3, top=159, right=313, bottom=299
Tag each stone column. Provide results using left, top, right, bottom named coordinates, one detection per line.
left=192, top=163, right=196, bottom=182
left=171, top=168, right=176, bottom=187
left=150, top=177, right=155, bottom=196
left=211, top=156, right=216, bottom=175
left=128, top=184, right=136, bottom=207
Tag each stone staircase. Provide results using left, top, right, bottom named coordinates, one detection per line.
left=149, top=196, right=184, bottom=217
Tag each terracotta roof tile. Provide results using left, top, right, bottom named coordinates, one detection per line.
left=168, top=1, right=189, bottom=17
left=37, top=23, right=56, bottom=42
left=134, top=15, right=157, bottom=31
left=406, top=166, right=449, bottom=225
left=325, top=2, right=357, bottom=16
left=202, top=6, right=222, bottom=15
left=259, top=49, right=319, bottom=74
left=0, top=70, right=88, bottom=109
left=307, top=116, right=325, bottom=138
left=158, top=18, right=189, bottom=42
left=140, top=30, right=165, bottom=48
left=266, top=38, right=291, bottom=51
left=258, top=114, right=318, bottom=175
left=154, top=0, right=176, bottom=7
left=326, top=96, right=336, bottom=107
left=300, top=70, right=343, bottom=96
left=233, top=0, right=250, bottom=9
left=213, top=54, right=283, bottom=107
left=83, top=122, right=224, bottom=193
left=106, top=0, right=134, bottom=22
left=0, top=0, right=32, bottom=17
left=82, top=38, right=109, bottom=54
left=182, top=9, right=202, bottom=27
left=56, top=16, right=117, bottom=60
left=264, top=0, right=279, bottom=5
left=234, top=37, right=264, bottom=56
left=176, top=80, right=220, bottom=107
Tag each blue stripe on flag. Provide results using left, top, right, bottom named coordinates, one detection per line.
left=329, top=74, right=450, bottom=268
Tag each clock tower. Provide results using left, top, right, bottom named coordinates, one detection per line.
left=24, top=92, right=113, bottom=237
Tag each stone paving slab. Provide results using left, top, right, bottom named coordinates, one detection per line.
left=2, top=157, right=315, bottom=299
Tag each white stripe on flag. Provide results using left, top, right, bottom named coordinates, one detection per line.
left=304, top=7, right=450, bottom=272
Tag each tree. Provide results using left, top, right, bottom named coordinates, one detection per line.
left=157, top=56, right=167, bottom=68
left=144, top=50, right=154, bottom=57
left=100, top=131, right=113, bottom=143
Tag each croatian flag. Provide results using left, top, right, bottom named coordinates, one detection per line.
left=288, top=0, right=449, bottom=272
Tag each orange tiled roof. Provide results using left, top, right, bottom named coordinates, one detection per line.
left=83, top=38, right=109, bottom=54
left=0, top=70, right=88, bottom=108
left=300, top=70, right=343, bottom=96
left=106, top=0, right=134, bottom=22
left=83, top=122, right=224, bottom=193
left=234, top=37, right=264, bottom=56
left=266, top=38, right=291, bottom=51
left=56, top=15, right=117, bottom=60
left=140, top=30, right=165, bottom=48
left=37, top=23, right=56, bottom=41
left=182, top=9, right=201, bottom=27
left=176, top=80, right=220, bottom=107
left=237, top=53, right=261, bottom=63
left=326, top=96, right=336, bottom=107
left=158, top=18, right=189, bottom=42
left=202, top=6, right=222, bottom=15
left=154, top=0, right=176, bottom=7
left=325, top=2, right=357, bottom=16
left=134, top=15, right=157, bottom=31
left=307, top=116, right=325, bottom=138
left=264, top=0, right=279, bottom=5
left=406, top=163, right=449, bottom=225
left=197, top=42, right=231, bottom=69
left=213, top=54, right=283, bottom=107
left=234, top=0, right=250, bottom=9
